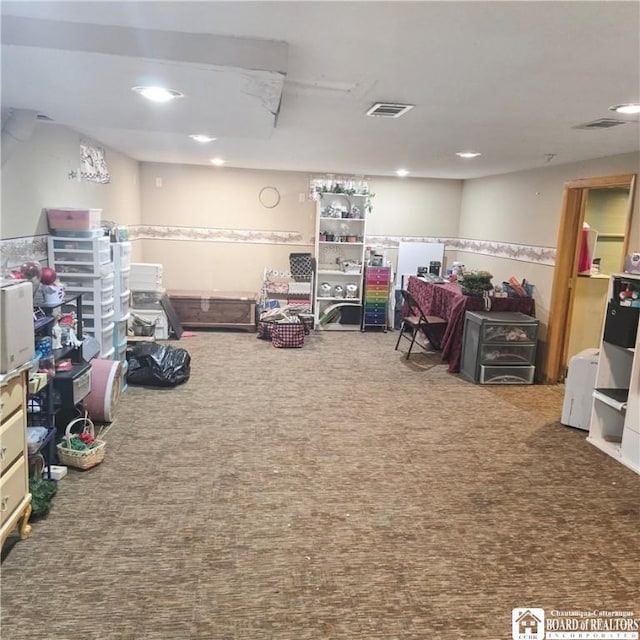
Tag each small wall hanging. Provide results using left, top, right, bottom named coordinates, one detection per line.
left=80, top=142, right=111, bottom=184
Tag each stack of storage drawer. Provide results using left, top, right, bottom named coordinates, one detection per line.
left=362, top=266, right=391, bottom=331
left=129, top=263, right=169, bottom=339
left=111, top=242, right=131, bottom=370
left=48, top=235, right=115, bottom=357
left=460, top=311, right=539, bottom=384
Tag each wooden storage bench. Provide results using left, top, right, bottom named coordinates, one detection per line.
left=167, top=290, right=258, bottom=332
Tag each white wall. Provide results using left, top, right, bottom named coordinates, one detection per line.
left=1, top=121, right=141, bottom=256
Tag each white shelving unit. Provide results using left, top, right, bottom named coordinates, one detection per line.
left=111, top=241, right=131, bottom=373
left=48, top=235, right=115, bottom=358
left=587, top=273, right=640, bottom=474
left=313, top=191, right=369, bottom=330
left=129, top=263, right=169, bottom=340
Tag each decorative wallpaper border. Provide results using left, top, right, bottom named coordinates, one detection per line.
left=447, top=237, right=556, bottom=266
left=0, top=229, right=557, bottom=268
left=128, top=225, right=312, bottom=246
left=366, top=235, right=556, bottom=266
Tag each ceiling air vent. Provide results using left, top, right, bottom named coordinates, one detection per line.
left=573, top=118, right=628, bottom=130
left=36, top=114, right=54, bottom=121
left=366, top=102, right=414, bottom=118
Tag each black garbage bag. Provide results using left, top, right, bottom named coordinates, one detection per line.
left=126, top=343, right=191, bottom=387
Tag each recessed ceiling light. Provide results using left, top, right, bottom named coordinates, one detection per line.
left=609, top=103, right=640, bottom=115
left=210, top=157, right=226, bottom=166
left=395, top=169, right=410, bottom=177
left=189, top=134, right=217, bottom=143
left=456, top=151, right=481, bottom=159
left=132, top=86, right=184, bottom=103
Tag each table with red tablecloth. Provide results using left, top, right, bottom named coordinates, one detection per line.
left=406, top=276, right=536, bottom=373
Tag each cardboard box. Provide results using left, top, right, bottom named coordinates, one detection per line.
left=0, top=281, right=35, bottom=374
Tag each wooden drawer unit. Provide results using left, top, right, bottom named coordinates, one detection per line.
left=1, top=373, right=25, bottom=420
left=0, top=368, right=31, bottom=548
left=168, top=290, right=257, bottom=332
left=0, top=457, right=28, bottom=528
left=0, top=410, right=25, bottom=474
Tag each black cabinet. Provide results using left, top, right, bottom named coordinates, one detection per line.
left=460, top=311, right=539, bottom=384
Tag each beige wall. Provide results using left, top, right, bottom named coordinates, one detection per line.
left=138, top=164, right=464, bottom=293
left=366, top=176, right=462, bottom=237
left=1, top=122, right=141, bottom=240
left=139, top=163, right=315, bottom=291
left=457, top=152, right=640, bottom=330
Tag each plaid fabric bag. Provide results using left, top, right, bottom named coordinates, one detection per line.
left=257, top=320, right=275, bottom=340
left=271, top=323, right=307, bottom=348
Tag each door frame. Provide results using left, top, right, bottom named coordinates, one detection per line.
left=543, top=173, right=636, bottom=383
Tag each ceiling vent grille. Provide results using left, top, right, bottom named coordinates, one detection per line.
left=36, top=114, right=53, bottom=121
left=573, top=118, right=628, bottom=130
left=366, top=103, right=414, bottom=118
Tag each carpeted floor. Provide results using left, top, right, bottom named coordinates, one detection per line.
left=1, top=330, right=638, bottom=639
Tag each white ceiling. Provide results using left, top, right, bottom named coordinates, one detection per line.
left=1, top=1, right=639, bottom=179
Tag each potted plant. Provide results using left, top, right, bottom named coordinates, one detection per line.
left=460, top=270, right=494, bottom=296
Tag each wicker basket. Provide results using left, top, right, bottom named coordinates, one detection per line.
left=56, top=416, right=106, bottom=470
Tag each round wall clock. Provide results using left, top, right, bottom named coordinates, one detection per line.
left=259, top=186, right=280, bottom=208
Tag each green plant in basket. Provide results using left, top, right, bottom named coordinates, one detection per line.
left=460, top=270, right=494, bottom=296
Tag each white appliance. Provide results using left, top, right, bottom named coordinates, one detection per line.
left=561, top=348, right=599, bottom=430
left=0, top=280, right=35, bottom=373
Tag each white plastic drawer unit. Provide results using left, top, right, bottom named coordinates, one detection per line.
left=480, top=365, right=536, bottom=384
left=82, top=311, right=115, bottom=337
left=116, top=290, right=131, bottom=318
left=114, top=315, right=130, bottom=344
left=48, top=235, right=112, bottom=272
left=53, top=258, right=114, bottom=280
left=84, top=323, right=115, bottom=355
left=74, top=295, right=114, bottom=319
left=72, top=368, right=92, bottom=404
left=111, top=241, right=132, bottom=266
left=64, top=284, right=115, bottom=305
left=117, top=268, right=130, bottom=293
left=61, top=272, right=115, bottom=293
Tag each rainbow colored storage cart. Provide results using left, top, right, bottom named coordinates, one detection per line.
left=362, top=266, right=391, bottom=331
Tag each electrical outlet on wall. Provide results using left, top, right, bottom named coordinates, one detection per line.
left=298, top=193, right=306, bottom=203
left=155, top=177, right=163, bottom=188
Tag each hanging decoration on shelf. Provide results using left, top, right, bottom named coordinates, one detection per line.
left=309, top=174, right=374, bottom=212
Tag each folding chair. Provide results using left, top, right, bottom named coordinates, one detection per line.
left=394, top=289, right=447, bottom=359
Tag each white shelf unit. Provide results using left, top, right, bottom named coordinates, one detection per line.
left=313, top=192, right=368, bottom=330
left=260, top=268, right=313, bottom=314
left=111, top=241, right=131, bottom=370
left=587, top=273, right=640, bottom=473
left=129, top=263, right=169, bottom=340
left=48, top=235, right=115, bottom=358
